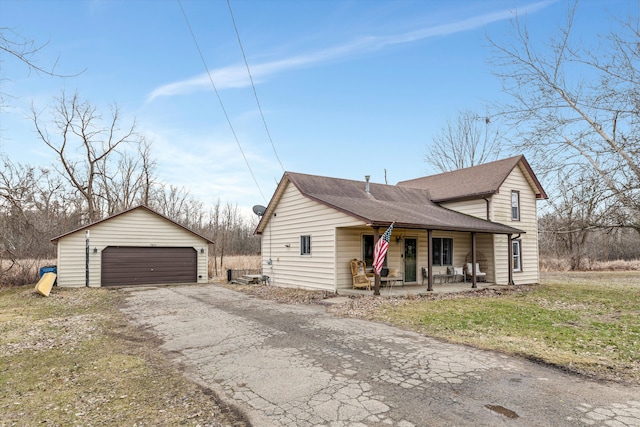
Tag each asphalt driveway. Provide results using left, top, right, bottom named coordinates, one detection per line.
left=121, top=284, right=640, bottom=427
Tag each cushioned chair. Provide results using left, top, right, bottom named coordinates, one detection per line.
left=465, top=263, right=486, bottom=282
left=453, top=266, right=466, bottom=282
left=386, top=268, right=404, bottom=286
left=350, top=259, right=374, bottom=290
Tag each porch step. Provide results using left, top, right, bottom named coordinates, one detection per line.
left=232, top=274, right=265, bottom=285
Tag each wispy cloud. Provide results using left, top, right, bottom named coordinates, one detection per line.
left=147, top=0, right=554, bottom=102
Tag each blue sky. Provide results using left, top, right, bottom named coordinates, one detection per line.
left=0, top=0, right=633, bottom=218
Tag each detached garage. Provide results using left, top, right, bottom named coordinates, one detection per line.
left=51, top=205, right=213, bottom=287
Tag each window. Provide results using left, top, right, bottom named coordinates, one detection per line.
left=512, top=239, right=522, bottom=272
left=363, top=234, right=389, bottom=269
left=511, top=191, right=520, bottom=221
left=300, top=235, right=311, bottom=255
left=363, top=235, right=374, bottom=267
left=432, top=237, right=453, bottom=266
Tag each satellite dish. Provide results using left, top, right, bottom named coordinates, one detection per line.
left=252, top=205, right=266, bottom=217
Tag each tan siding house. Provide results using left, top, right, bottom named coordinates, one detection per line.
left=256, top=155, right=547, bottom=293
left=262, top=181, right=362, bottom=289
left=52, top=206, right=213, bottom=287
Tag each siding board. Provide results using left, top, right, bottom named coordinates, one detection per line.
left=491, top=165, right=540, bottom=284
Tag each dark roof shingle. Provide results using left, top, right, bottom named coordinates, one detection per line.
left=397, top=155, right=547, bottom=201
left=258, top=172, right=524, bottom=235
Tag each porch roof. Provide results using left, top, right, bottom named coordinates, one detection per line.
left=256, top=171, right=524, bottom=235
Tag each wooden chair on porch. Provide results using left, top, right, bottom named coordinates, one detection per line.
left=350, top=259, right=374, bottom=290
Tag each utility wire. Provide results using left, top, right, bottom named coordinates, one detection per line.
left=226, top=0, right=286, bottom=173
left=177, top=0, right=267, bottom=203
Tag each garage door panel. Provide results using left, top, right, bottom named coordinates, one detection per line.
left=102, top=247, right=197, bottom=286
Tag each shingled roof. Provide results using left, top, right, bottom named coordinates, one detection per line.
left=397, top=155, right=547, bottom=202
left=255, top=172, right=524, bottom=235
left=51, top=205, right=214, bottom=244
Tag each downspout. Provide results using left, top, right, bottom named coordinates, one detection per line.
left=85, top=230, right=90, bottom=287
left=483, top=197, right=490, bottom=221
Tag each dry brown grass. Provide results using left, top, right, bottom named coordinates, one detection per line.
left=209, top=255, right=261, bottom=279
left=0, top=258, right=56, bottom=288
left=540, top=257, right=640, bottom=272
left=0, top=285, right=249, bottom=426
left=222, top=283, right=336, bottom=304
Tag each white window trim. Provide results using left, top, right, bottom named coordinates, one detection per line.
left=300, top=235, right=311, bottom=256
left=511, top=190, right=521, bottom=221
left=512, top=239, right=522, bottom=272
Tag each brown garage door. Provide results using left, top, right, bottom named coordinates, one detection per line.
left=101, top=246, right=197, bottom=286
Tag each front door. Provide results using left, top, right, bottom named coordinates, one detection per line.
left=404, top=238, right=417, bottom=282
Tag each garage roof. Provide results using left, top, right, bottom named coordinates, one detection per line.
left=51, top=205, right=214, bottom=244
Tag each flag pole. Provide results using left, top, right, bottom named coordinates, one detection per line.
left=372, top=222, right=395, bottom=296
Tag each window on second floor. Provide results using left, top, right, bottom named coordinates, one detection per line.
left=432, top=237, right=453, bottom=266
left=300, top=235, right=311, bottom=255
left=511, top=191, right=520, bottom=221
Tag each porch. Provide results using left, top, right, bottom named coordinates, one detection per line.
left=340, top=223, right=518, bottom=295
left=339, top=281, right=506, bottom=297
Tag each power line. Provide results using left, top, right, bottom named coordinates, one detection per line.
left=177, top=0, right=268, bottom=203
left=226, top=0, right=286, bottom=173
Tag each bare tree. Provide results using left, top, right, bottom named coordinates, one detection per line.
left=489, top=2, right=640, bottom=234
left=0, top=27, right=82, bottom=108
left=426, top=110, right=502, bottom=172
left=0, top=155, right=84, bottom=283
left=31, top=90, right=141, bottom=221
left=97, top=137, right=157, bottom=215
left=152, top=184, right=194, bottom=223
left=539, top=167, right=615, bottom=269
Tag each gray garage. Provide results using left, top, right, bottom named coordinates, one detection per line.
left=51, top=205, right=213, bottom=287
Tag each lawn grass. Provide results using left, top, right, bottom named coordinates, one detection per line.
left=0, top=285, right=248, bottom=427
left=364, top=272, right=640, bottom=383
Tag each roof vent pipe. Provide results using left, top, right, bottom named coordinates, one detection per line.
left=365, top=175, right=370, bottom=194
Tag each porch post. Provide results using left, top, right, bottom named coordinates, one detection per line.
left=373, top=226, right=381, bottom=296
left=508, top=233, right=514, bottom=286
left=427, top=229, right=433, bottom=292
left=471, top=232, right=477, bottom=289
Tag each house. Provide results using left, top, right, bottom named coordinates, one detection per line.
left=51, top=205, right=213, bottom=287
left=254, top=155, right=547, bottom=293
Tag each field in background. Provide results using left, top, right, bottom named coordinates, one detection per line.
left=209, top=255, right=261, bottom=280
left=0, top=258, right=56, bottom=288
left=540, top=257, right=640, bottom=272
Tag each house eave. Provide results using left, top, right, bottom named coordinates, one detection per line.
left=431, top=191, right=497, bottom=204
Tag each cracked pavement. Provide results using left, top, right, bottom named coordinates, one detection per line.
left=121, top=284, right=640, bottom=426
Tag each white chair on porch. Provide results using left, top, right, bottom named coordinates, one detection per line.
left=465, top=263, right=486, bottom=282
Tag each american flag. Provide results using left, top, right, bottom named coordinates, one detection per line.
left=372, top=223, right=394, bottom=275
